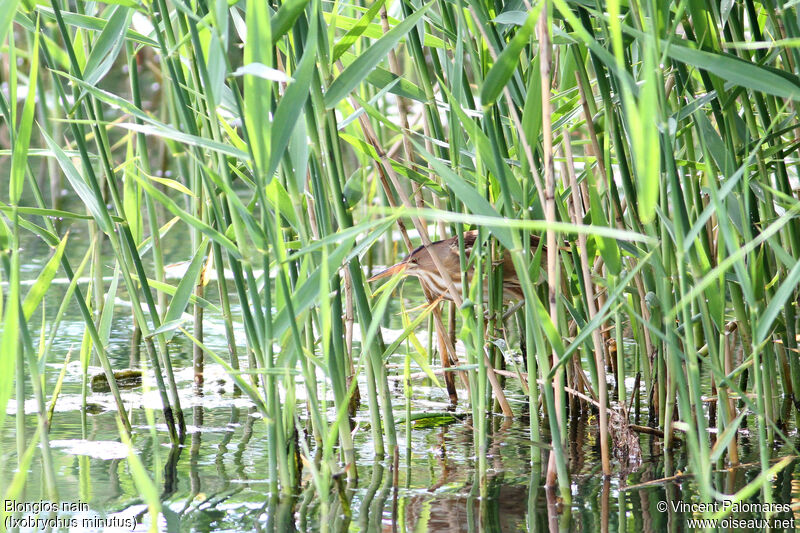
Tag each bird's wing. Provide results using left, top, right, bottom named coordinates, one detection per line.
left=448, top=230, right=479, bottom=256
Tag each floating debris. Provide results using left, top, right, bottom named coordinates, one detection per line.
left=608, top=405, right=643, bottom=476
left=91, top=370, right=143, bottom=393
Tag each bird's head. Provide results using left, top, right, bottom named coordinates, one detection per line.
left=367, top=243, right=434, bottom=282
left=368, top=233, right=471, bottom=287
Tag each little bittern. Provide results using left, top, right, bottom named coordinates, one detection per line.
left=368, top=230, right=543, bottom=302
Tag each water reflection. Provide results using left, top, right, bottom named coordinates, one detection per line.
left=5, top=367, right=800, bottom=532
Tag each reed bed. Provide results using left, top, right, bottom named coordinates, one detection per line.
left=2, top=0, right=800, bottom=527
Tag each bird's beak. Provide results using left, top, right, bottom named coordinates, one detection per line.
left=367, top=261, right=407, bottom=282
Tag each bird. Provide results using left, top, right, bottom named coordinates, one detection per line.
left=368, top=230, right=545, bottom=303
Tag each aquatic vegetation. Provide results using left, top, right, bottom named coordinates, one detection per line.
left=3, top=0, right=800, bottom=529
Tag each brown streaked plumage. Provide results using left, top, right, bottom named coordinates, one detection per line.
left=368, top=230, right=544, bottom=302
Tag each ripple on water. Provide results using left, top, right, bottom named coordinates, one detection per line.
left=49, top=439, right=129, bottom=460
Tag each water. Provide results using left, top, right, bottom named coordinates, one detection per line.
left=3, top=210, right=800, bottom=531
left=7, top=386, right=800, bottom=531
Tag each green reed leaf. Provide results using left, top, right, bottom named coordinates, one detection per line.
left=481, top=5, right=539, bottom=106
left=22, top=232, right=68, bottom=321
left=324, top=2, right=432, bottom=108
